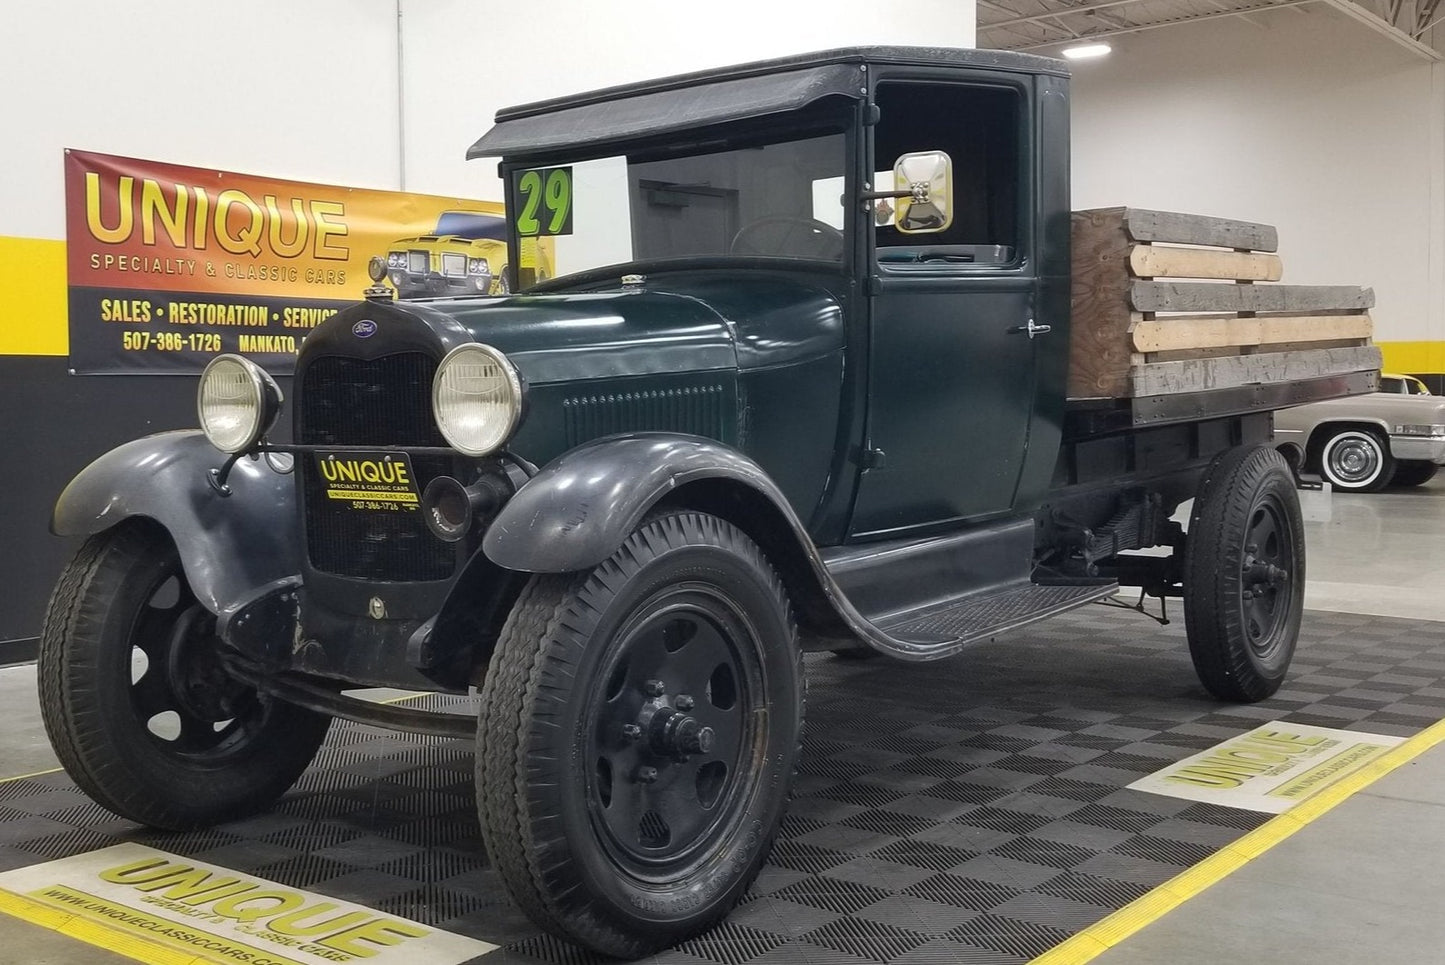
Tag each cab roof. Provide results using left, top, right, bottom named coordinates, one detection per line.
left=467, top=46, right=1067, bottom=161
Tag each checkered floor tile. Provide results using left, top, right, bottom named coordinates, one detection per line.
left=2, top=606, right=1442, bottom=964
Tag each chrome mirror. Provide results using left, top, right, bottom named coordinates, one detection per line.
left=893, top=151, right=953, bottom=234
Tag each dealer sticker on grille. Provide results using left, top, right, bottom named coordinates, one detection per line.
left=316, top=451, right=420, bottom=511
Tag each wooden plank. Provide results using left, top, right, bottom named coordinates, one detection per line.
left=1131, top=282, right=1374, bottom=314
left=1123, top=209, right=1278, bottom=252
left=1069, top=207, right=1133, bottom=398
left=1129, top=345, right=1383, bottom=397
left=1130, top=245, right=1283, bottom=281
left=1131, top=313, right=1373, bottom=353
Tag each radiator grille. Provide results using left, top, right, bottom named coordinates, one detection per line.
left=563, top=385, right=725, bottom=448
left=298, top=353, right=455, bottom=581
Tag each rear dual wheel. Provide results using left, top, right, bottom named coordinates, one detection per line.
left=476, top=510, right=803, bottom=958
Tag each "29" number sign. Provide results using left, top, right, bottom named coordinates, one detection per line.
left=515, top=166, right=573, bottom=237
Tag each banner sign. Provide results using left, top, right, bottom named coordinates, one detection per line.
left=1127, top=722, right=1403, bottom=814
left=0, top=843, right=495, bottom=964
left=64, top=149, right=515, bottom=375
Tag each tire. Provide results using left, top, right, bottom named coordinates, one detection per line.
left=1317, top=428, right=1395, bottom=493
left=476, top=510, right=804, bottom=957
left=1391, top=460, right=1439, bottom=487
left=38, top=520, right=331, bottom=830
left=1184, top=446, right=1305, bottom=702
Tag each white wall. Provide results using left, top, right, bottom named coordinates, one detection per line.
left=398, top=0, right=977, bottom=201
left=1068, top=6, right=1442, bottom=345
left=3, top=0, right=401, bottom=242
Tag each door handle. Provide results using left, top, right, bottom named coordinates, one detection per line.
left=1006, top=318, right=1053, bottom=339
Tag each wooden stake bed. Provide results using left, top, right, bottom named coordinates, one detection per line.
left=1068, top=207, right=1380, bottom=427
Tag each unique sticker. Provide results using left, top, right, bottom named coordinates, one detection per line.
left=514, top=166, right=573, bottom=237
left=315, top=452, right=419, bottom=511
left=1127, top=722, right=1404, bottom=813
left=0, top=843, right=495, bottom=964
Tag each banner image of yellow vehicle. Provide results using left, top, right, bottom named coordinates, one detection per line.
left=383, top=210, right=510, bottom=298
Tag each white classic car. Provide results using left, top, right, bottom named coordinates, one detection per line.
left=1274, top=373, right=1445, bottom=491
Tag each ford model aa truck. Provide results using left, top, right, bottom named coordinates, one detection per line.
left=40, top=47, right=1378, bottom=957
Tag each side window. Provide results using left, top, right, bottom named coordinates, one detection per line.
left=873, top=82, right=1021, bottom=269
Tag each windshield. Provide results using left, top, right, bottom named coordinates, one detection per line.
left=506, top=129, right=848, bottom=287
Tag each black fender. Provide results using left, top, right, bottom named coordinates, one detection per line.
left=484, top=433, right=800, bottom=573
left=52, top=430, right=299, bottom=616
left=481, top=432, right=939, bottom=659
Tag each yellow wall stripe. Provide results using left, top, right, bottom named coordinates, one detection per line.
left=0, top=236, right=67, bottom=357
left=1030, top=715, right=1445, bottom=965
left=1378, top=340, right=1445, bottom=375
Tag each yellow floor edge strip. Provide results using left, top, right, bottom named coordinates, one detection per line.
left=1030, top=715, right=1445, bottom=964
left=0, top=767, right=61, bottom=786
left=0, top=889, right=211, bottom=965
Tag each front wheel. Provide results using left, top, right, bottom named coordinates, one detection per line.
left=1318, top=428, right=1395, bottom=492
left=38, top=521, right=331, bottom=829
left=1184, top=446, right=1305, bottom=701
left=476, top=511, right=804, bottom=957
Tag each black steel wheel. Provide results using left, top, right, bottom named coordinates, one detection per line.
left=1184, top=446, right=1305, bottom=701
left=1317, top=427, right=1395, bottom=492
left=476, top=510, right=803, bottom=957
left=38, top=520, right=330, bottom=829
left=1391, top=460, right=1439, bottom=487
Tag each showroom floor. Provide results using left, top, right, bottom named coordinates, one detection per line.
left=0, top=476, right=1442, bottom=965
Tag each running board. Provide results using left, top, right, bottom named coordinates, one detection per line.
left=875, top=582, right=1120, bottom=649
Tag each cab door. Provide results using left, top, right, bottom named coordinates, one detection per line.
left=848, top=77, right=1043, bottom=539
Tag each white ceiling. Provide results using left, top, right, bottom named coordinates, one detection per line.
left=977, top=0, right=1445, bottom=59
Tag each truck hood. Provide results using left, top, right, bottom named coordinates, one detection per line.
left=415, top=273, right=845, bottom=384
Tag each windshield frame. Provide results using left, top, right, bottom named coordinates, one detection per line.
left=497, top=102, right=863, bottom=292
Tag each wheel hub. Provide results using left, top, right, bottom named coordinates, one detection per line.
left=587, top=598, right=755, bottom=868
left=1238, top=508, right=1295, bottom=654
left=164, top=606, right=249, bottom=722
left=644, top=701, right=715, bottom=761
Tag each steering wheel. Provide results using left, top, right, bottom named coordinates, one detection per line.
left=729, top=217, right=845, bottom=260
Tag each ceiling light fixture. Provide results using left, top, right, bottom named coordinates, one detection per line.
left=1061, top=43, right=1112, bottom=59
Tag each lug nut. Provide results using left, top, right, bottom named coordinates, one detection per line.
left=621, top=724, right=641, bottom=741
left=636, top=766, right=658, bottom=784
left=675, top=694, right=695, bottom=711
left=644, top=679, right=666, bottom=697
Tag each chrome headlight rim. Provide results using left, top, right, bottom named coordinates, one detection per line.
left=431, top=342, right=525, bottom=457
left=196, top=353, right=284, bottom=454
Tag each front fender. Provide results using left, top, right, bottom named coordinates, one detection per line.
left=483, top=433, right=792, bottom=573
left=52, top=430, right=299, bottom=615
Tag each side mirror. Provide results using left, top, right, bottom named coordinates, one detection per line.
left=893, top=151, right=953, bottom=234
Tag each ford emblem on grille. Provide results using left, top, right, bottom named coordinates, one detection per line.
left=352, top=319, right=378, bottom=338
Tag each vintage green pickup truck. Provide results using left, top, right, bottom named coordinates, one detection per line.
left=40, top=47, right=1378, bottom=957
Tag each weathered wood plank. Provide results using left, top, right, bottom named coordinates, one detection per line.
left=1124, top=209, right=1278, bottom=252
left=1129, top=345, right=1382, bottom=397
left=1131, top=282, right=1374, bottom=314
left=1069, top=207, right=1134, bottom=398
left=1130, top=245, right=1284, bottom=281
left=1131, top=313, right=1373, bottom=353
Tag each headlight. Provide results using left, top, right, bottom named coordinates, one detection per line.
left=197, top=354, right=283, bottom=454
left=387, top=251, right=405, bottom=269
left=432, top=343, right=524, bottom=456
left=467, top=258, right=489, bottom=276
left=1393, top=424, right=1445, bottom=438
